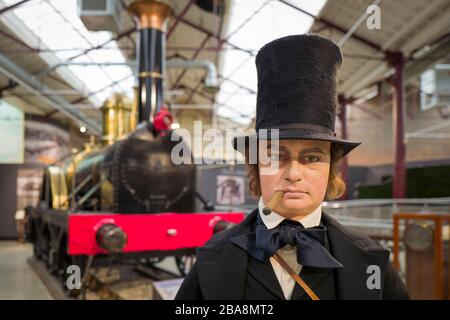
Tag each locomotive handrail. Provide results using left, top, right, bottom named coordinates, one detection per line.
left=62, top=173, right=93, bottom=208
left=74, top=177, right=106, bottom=211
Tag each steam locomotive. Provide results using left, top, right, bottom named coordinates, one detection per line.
left=25, top=93, right=244, bottom=292
left=25, top=0, right=245, bottom=295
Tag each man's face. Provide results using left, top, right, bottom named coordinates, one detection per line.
left=258, top=139, right=331, bottom=218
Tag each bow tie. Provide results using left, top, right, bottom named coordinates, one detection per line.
left=230, top=214, right=343, bottom=269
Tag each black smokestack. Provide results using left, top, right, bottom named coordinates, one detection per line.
left=128, top=1, right=173, bottom=123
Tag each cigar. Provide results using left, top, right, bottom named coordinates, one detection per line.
left=262, top=190, right=284, bottom=215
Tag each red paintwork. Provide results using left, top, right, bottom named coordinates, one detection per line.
left=153, top=106, right=173, bottom=132
left=68, top=212, right=245, bottom=255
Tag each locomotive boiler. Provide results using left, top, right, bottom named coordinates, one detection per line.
left=25, top=0, right=244, bottom=294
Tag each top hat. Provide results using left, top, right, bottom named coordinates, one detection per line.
left=232, top=34, right=361, bottom=157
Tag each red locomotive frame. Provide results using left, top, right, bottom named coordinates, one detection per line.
left=68, top=211, right=245, bottom=255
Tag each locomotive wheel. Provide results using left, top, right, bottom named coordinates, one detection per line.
left=33, top=244, right=41, bottom=260
left=175, top=254, right=196, bottom=277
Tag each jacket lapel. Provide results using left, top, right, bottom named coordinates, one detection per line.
left=235, top=209, right=285, bottom=299
left=290, top=266, right=335, bottom=300
left=322, top=212, right=390, bottom=299
left=196, top=242, right=248, bottom=299
left=247, top=254, right=285, bottom=299
left=195, top=210, right=258, bottom=299
left=290, top=226, right=335, bottom=300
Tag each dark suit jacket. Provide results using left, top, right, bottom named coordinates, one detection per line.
left=175, top=209, right=410, bottom=300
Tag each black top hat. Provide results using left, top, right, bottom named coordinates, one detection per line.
left=232, top=34, right=361, bottom=157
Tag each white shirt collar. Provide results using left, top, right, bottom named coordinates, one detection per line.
left=258, top=196, right=322, bottom=229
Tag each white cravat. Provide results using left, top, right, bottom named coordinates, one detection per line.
left=257, top=196, right=322, bottom=300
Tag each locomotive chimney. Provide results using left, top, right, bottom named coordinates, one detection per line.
left=128, top=0, right=173, bottom=124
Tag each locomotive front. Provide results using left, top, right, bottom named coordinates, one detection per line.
left=25, top=0, right=245, bottom=290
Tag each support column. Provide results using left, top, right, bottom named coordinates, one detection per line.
left=387, top=52, right=406, bottom=198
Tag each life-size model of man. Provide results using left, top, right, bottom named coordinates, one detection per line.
left=175, top=34, right=409, bottom=300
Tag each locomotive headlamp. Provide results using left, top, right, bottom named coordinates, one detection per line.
left=96, top=223, right=128, bottom=253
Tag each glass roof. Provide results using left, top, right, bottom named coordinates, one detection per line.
left=2, top=0, right=325, bottom=124
left=216, top=0, right=326, bottom=125
left=3, top=0, right=134, bottom=105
